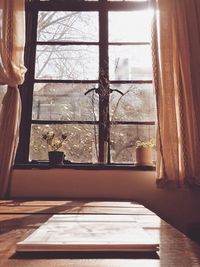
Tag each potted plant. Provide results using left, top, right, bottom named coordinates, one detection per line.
left=135, top=139, right=155, bottom=166
left=42, top=131, right=67, bottom=165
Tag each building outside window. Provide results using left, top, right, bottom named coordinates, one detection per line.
left=17, top=0, right=156, bottom=165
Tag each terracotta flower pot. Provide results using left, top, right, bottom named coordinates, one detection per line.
left=135, top=147, right=153, bottom=166
left=48, top=151, right=64, bottom=165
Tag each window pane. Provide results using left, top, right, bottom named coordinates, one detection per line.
left=110, top=84, right=155, bottom=121
left=37, top=12, right=99, bottom=42
left=30, top=124, right=99, bottom=163
left=0, top=85, right=6, bottom=113
left=109, top=45, right=152, bottom=80
left=109, top=11, right=153, bottom=42
left=0, top=85, right=6, bottom=102
left=35, top=45, right=99, bottom=80
left=32, top=83, right=99, bottom=121
left=110, top=124, right=155, bottom=163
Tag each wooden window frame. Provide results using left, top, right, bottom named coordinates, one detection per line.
left=16, top=0, right=154, bottom=164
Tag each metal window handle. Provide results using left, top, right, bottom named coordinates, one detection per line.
left=84, top=88, right=99, bottom=95
left=109, top=88, right=124, bottom=95
left=84, top=87, right=124, bottom=96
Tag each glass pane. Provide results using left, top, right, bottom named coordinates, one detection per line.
left=32, top=83, right=99, bottom=121
left=109, top=11, right=153, bottom=42
left=35, top=45, right=99, bottom=80
left=0, top=85, right=6, bottom=113
left=37, top=12, right=99, bottom=42
left=0, top=85, right=6, bottom=102
left=110, top=124, right=155, bottom=163
left=30, top=124, right=99, bottom=163
left=110, top=84, right=156, bottom=121
left=109, top=45, right=152, bottom=80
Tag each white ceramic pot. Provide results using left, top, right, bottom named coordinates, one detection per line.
left=135, top=146, right=153, bottom=166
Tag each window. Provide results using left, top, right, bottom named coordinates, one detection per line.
left=17, top=0, right=155, bottom=164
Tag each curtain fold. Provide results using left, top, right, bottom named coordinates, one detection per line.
left=152, top=0, right=200, bottom=187
left=0, top=0, right=26, bottom=198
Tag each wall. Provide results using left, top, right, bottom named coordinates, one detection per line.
left=10, top=169, right=200, bottom=235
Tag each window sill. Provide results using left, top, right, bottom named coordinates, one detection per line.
left=14, top=162, right=156, bottom=171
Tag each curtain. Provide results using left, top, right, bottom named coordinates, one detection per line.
left=152, top=0, right=200, bottom=187
left=0, top=0, right=26, bottom=198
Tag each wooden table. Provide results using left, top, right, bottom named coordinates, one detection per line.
left=0, top=200, right=200, bottom=267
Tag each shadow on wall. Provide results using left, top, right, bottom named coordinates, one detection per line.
left=10, top=169, right=200, bottom=237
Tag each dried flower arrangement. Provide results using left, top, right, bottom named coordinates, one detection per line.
left=42, top=131, right=67, bottom=151
left=135, top=139, right=155, bottom=148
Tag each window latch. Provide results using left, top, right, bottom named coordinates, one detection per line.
left=84, top=88, right=99, bottom=95
left=84, top=87, right=124, bottom=96
left=109, top=88, right=124, bottom=95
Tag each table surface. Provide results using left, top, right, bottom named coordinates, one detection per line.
left=0, top=200, right=200, bottom=267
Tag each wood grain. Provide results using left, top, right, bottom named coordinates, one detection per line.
left=1, top=200, right=200, bottom=267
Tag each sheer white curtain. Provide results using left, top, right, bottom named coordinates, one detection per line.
left=0, top=0, right=26, bottom=198
left=152, top=0, right=200, bottom=187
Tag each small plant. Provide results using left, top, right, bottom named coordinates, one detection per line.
left=135, top=139, right=155, bottom=148
left=42, top=131, right=67, bottom=151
